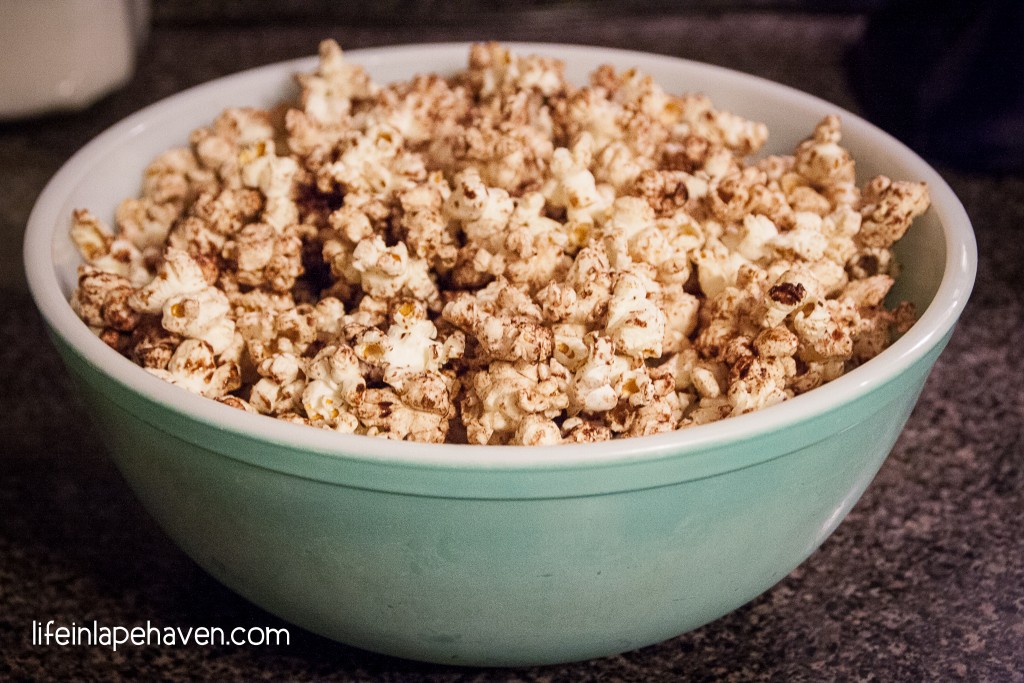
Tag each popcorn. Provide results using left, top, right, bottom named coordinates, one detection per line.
left=502, top=192, right=571, bottom=289
left=301, top=344, right=365, bottom=431
left=694, top=238, right=750, bottom=300
left=395, top=179, right=459, bottom=273
left=317, top=124, right=427, bottom=197
left=536, top=243, right=612, bottom=327
left=115, top=197, right=186, bottom=261
left=669, top=93, right=768, bottom=156
left=217, top=395, right=259, bottom=413
left=140, top=148, right=204, bottom=205
left=569, top=334, right=627, bottom=414
left=69, top=41, right=931, bottom=445
left=239, top=140, right=300, bottom=231
left=249, top=352, right=306, bottom=415
left=567, top=334, right=655, bottom=421
left=593, top=141, right=654, bottom=193
left=858, top=176, right=930, bottom=248
left=125, top=248, right=200, bottom=314
left=353, top=386, right=452, bottom=443
left=624, top=362, right=682, bottom=437
left=659, top=283, right=701, bottom=354
left=428, top=116, right=553, bottom=194
left=190, top=108, right=277, bottom=189
left=236, top=304, right=319, bottom=366
left=71, top=269, right=141, bottom=334
left=299, top=39, right=378, bottom=124
left=753, top=325, right=800, bottom=359
left=559, top=87, right=628, bottom=152
left=222, top=222, right=305, bottom=293
left=544, top=135, right=613, bottom=225
left=128, top=249, right=236, bottom=355
left=760, top=268, right=815, bottom=327
left=561, top=416, right=612, bottom=443
left=460, top=360, right=570, bottom=445
left=147, top=339, right=241, bottom=399
left=791, top=298, right=853, bottom=361
left=160, top=285, right=235, bottom=356
left=125, top=317, right=181, bottom=370
left=380, top=302, right=460, bottom=377
left=727, top=354, right=795, bottom=415
left=443, top=279, right=554, bottom=363
left=351, top=303, right=463, bottom=436
left=794, top=115, right=855, bottom=192
left=369, top=75, right=472, bottom=147
left=348, top=236, right=439, bottom=308
left=71, top=210, right=151, bottom=287
left=466, top=41, right=566, bottom=100
left=604, top=270, right=665, bottom=359
left=512, top=415, right=563, bottom=446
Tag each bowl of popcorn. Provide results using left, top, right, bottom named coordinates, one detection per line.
left=24, top=42, right=975, bottom=666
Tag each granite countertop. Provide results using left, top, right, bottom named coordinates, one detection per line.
left=2, top=9, right=1022, bottom=682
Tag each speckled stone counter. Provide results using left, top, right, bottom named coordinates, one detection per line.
left=2, top=10, right=1022, bottom=682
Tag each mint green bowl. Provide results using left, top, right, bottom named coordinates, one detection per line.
left=24, top=44, right=976, bottom=666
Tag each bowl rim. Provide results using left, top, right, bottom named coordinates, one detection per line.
left=23, top=41, right=977, bottom=475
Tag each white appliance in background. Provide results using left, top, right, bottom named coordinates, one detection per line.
left=0, top=0, right=150, bottom=120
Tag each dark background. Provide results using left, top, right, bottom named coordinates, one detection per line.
left=2, top=1, right=1022, bottom=680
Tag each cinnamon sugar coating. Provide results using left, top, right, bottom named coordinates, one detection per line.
left=69, top=41, right=930, bottom=444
